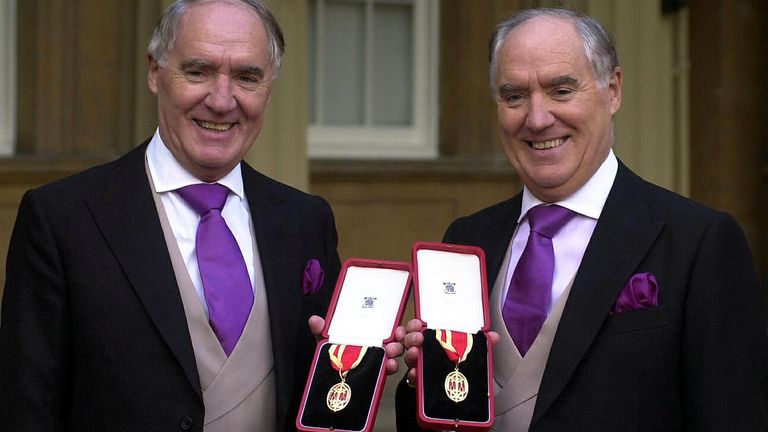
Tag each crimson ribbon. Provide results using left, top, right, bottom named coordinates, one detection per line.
left=435, top=329, right=473, bottom=364
left=328, top=344, right=368, bottom=375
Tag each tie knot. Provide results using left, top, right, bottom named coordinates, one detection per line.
left=526, top=205, right=575, bottom=238
left=176, top=183, right=230, bottom=215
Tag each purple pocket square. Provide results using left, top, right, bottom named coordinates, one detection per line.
left=302, top=259, right=325, bottom=295
left=611, top=272, right=659, bottom=315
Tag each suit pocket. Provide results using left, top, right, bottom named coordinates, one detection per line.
left=598, top=305, right=670, bottom=338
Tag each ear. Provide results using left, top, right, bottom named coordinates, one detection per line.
left=147, top=54, right=160, bottom=95
left=608, top=66, right=622, bottom=115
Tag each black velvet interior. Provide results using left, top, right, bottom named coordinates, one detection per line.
left=300, top=343, right=385, bottom=431
left=421, top=330, right=490, bottom=423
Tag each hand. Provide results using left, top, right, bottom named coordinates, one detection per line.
left=308, top=315, right=325, bottom=340
left=383, top=325, right=406, bottom=375
left=307, top=315, right=405, bottom=376
left=402, top=318, right=425, bottom=387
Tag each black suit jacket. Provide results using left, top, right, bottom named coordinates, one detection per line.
left=397, top=162, right=768, bottom=431
left=0, top=143, right=341, bottom=431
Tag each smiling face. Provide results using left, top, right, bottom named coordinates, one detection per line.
left=147, top=0, right=273, bottom=182
left=494, top=16, right=622, bottom=202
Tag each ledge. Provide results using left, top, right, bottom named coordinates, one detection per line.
left=0, top=154, right=527, bottom=185
left=0, top=155, right=116, bottom=185
left=310, top=155, right=519, bottom=181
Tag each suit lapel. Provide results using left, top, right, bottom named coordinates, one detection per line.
left=531, top=162, right=665, bottom=425
left=86, top=143, right=201, bottom=399
left=241, top=164, right=300, bottom=425
left=488, top=198, right=522, bottom=292
left=461, top=195, right=522, bottom=293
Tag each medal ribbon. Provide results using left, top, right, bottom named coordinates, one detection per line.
left=328, top=344, right=368, bottom=378
left=435, top=329, right=473, bottom=364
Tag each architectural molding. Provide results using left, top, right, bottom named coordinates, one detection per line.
left=0, top=0, right=16, bottom=156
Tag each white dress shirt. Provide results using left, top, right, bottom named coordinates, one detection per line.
left=501, top=150, right=618, bottom=314
left=146, top=129, right=257, bottom=317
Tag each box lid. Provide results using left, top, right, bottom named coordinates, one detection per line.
left=324, top=259, right=412, bottom=347
left=413, top=242, right=490, bottom=333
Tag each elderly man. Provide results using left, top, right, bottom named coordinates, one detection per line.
left=397, top=8, right=768, bottom=431
left=0, top=1, right=351, bottom=430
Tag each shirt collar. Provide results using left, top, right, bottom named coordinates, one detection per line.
left=519, top=149, right=618, bottom=222
left=146, top=128, right=245, bottom=199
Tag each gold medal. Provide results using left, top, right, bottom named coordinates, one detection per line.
left=326, top=344, right=368, bottom=412
left=436, top=329, right=473, bottom=403
left=444, top=368, right=469, bottom=402
left=326, top=381, right=352, bottom=412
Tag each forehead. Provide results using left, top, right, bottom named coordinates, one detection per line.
left=497, top=16, right=591, bottom=81
left=173, top=1, right=268, bottom=59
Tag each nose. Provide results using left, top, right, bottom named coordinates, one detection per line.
left=205, top=74, right=237, bottom=113
left=524, top=94, right=555, bottom=131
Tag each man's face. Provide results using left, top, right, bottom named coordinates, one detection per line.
left=494, top=16, right=622, bottom=202
left=148, top=1, right=273, bottom=182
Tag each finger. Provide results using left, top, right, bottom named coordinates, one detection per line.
left=307, top=315, right=325, bottom=340
left=385, top=341, right=404, bottom=359
left=394, top=325, right=406, bottom=343
left=488, top=330, right=500, bottom=347
left=406, top=367, right=418, bottom=388
left=406, top=318, right=424, bottom=333
left=403, top=328, right=424, bottom=350
left=403, top=345, right=420, bottom=368
left=385, top=358, right=400, bottom=375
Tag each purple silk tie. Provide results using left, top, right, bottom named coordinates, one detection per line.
left=177, top=183, right=253, bottom=356
left=502, top=204, right=575, bottom=356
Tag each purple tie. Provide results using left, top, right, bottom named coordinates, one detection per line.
left=502, top=204, right=575, bottom=356
left=177, top=183, right=253, bottom=356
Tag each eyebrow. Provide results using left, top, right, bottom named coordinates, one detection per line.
left=547, top=75, right=579, bottom=87
left=178, top=59, right=266, bottom=79
left=497, top=74, right=580, bottom=94
left=235, top=65, right=265, bottom=80
left=498, top=83, right=526, bottom=94
left=179, top=58, right=212, bottom=70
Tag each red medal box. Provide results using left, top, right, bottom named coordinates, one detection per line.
left=412, top=242, right=494, bottom=431
left=296, top=258, right=412, bottom=432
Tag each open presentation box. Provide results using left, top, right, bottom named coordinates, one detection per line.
left=296, top=258, right=412, bottom=432
left=412, top=242, right=494, bottom=432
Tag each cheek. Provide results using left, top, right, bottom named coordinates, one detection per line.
left=161, top=78, right=207, bottom=111
left=247, top=101, right=269, bottom=119
left=239, top=86, right=272, bottom=113
left=497, top=108, right=525, bottom=137
left=231, top=97, right=265, bottom=125
left=158, top=93, right=188, bottom=120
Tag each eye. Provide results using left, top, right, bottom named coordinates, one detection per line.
left=238, top=75, right=257, bottom=84
left=235, top=72, right=267, bottom=91
left=499, top=92, right=524, bottom=107
left=552, top=87, right=574, bottom=99
left=182, top=68, right=207, bottom=82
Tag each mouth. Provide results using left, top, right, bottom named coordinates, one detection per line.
left=195, top=120, right=235, bottom=132
left=526, top=137, right=567, bottom=150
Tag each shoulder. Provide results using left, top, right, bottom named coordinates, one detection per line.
left=444, top=195, right=521, bottom=243
left=615, top=163, right=744, bottom=244
left=24, top=145, right=146, bottom=206
left=240, top=163, right=334, bottom=217
left=452, top=194, right=520, bottom=226
left=630, top=169, right=731, bottom=226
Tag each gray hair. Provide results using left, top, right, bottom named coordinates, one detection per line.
left=488, top=8, right=618, bottom=94
left=147, top=0, right=285, bottom=77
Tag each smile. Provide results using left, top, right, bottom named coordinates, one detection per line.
left=195, top=120, right=234, bottom=131
left=527, top=137, right=566, bottom=150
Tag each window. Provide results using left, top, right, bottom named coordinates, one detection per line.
left=0, top=0, right=16, bottom=156
left=308, top=0, right=438, bottom=159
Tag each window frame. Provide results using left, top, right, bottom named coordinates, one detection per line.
left=308, top=0, right=439, bottom=159
left=0, top=0, right=16, bottom=156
